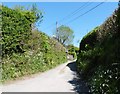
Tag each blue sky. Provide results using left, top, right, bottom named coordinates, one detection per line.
left=3, top=2, right=118, bottom=47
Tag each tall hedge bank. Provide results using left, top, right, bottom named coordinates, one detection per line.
left=1, top=6, right=36, bottom=56
left=1, top=6, right=67, bottom=82
left=77, top=6, right=120, bottom=93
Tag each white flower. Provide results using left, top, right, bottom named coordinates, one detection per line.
left=109, top=75, right=112, bottom=78
left=102, top=84, right=105, bottom=87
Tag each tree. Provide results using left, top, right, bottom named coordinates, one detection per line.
left=54, top=25, right=74, bottom=46
left=13, top=4, right=43, bottom=27
left=13, top=5, right=25, bottom=12
left=30, top=3, right=43, bottom=26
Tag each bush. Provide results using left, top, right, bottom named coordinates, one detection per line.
left=1, top=30, right=67, bottom=82
left=67, top=44, right=79, bottom=59
left=1, top=6, right=67, bottom=83
left=1, top=6, right=36, bottom=56
left=90, top=64, right=120, bottom=94
left=76, top=6, right=120, bottom=94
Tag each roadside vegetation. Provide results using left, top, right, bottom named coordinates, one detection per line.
left=2, top=2, right=119, bottom=93
left=1, top=5, right=67, bottom=83
left=66, top=44, right=79, bottom=60
left=76, top=6, right=120, bottom=93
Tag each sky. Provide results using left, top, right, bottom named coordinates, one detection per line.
left=3, top=2, right=118, bottom=47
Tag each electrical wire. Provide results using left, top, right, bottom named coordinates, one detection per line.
left=42, top=1, right=106, bottom=31
left=65, top=1, right=106, bottom=25
left=42, top=0, right=92, bottom=31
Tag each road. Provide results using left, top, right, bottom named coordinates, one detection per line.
left=1, top=60, right=89, bottom=93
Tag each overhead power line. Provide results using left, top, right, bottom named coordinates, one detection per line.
left=43, top=1, right=106, bottom=31
left=42, top=0, right=92, bottom=31
left=65, top=2, right=105, bottom=25
left=58, top=0, right=92, bottom=24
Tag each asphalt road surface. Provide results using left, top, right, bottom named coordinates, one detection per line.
left=1, top=60, right=89, bottom=93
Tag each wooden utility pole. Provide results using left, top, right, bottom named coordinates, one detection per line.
left=56, top=21, right=58, bottom=32
left=56, top=21, right=60, bottom=42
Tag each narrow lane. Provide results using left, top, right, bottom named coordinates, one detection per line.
left=2, top=60, right=77, bottom=92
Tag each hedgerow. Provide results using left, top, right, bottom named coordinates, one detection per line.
left=76, top=6, right=120, bottom=93
left=1, top=6, right=36, bottom=56
left=1, top=5, right=67, bottom=83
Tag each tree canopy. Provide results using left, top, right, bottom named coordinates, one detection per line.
left=54, top=25, right=74, bottom=46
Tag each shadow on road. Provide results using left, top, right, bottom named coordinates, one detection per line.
left=67, top=61, right=77, bottom=72
left=67, top=61, right=90, bottom=94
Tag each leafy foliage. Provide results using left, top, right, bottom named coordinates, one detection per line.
left=1, top=6, right=67, bottom=83
left=54, top=25, right=74, bottom=46
left=1, top=6, right=36, bottom=56
left=80, top=27, right=98, bottom=51
left=77, top=6, right=120, bottom=94
left=66, top=44, right=79, bottom=59
left=2, top=31, right=67, bottom=82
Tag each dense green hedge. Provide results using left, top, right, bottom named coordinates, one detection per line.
left=77, top=6, right=120, bottom=93
left=67, top=45, right=79, bottom=59
left=2, top=30, right=67, bottom=82
left=1, top=6, right=36, bottom=56
left=1, top=6, right=67, bottom=82
left=80, top=27, right=98, bottom=51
